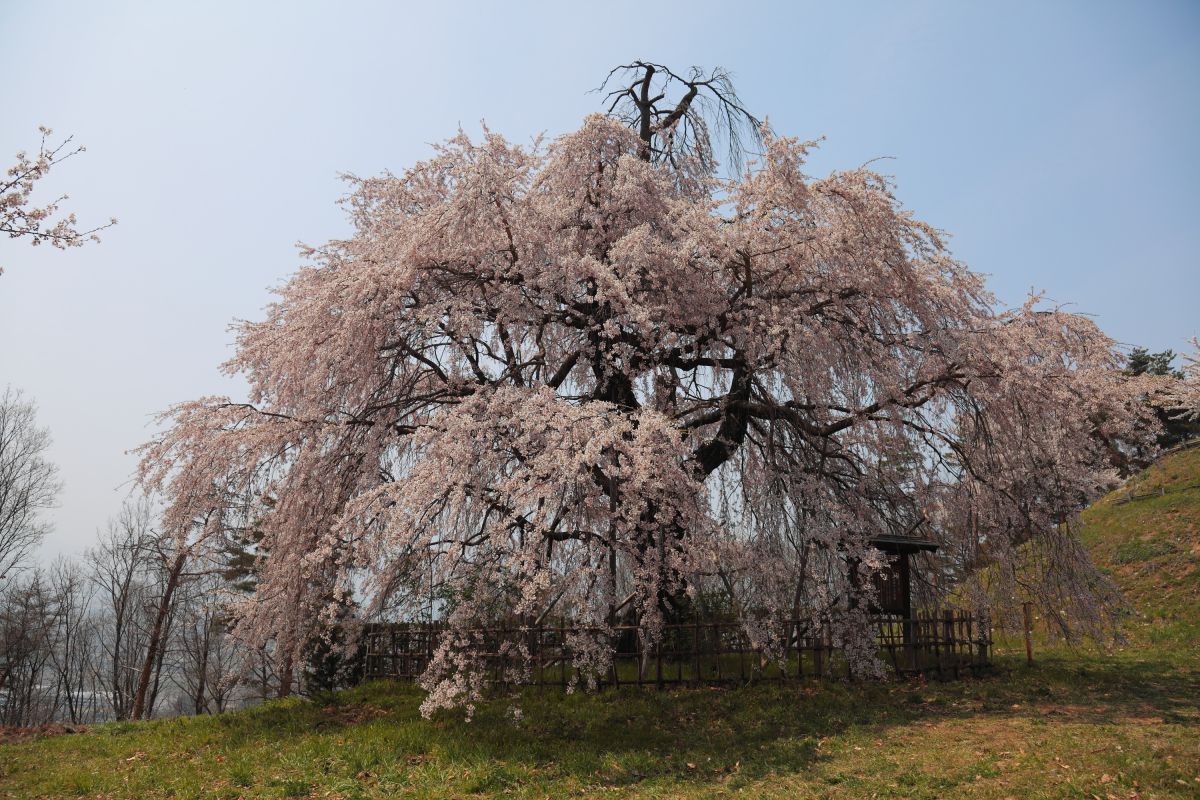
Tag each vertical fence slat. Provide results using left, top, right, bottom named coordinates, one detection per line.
left=358, top=610, right=990, bottom=690
left=655, top=638, right=663, bottom=691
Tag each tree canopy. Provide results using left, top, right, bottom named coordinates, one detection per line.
left=138, top=64, right=1156, bottom=714
left=1168, top=339, right=1200, bottom=423
left=1123, top=346, right=1196, bottom=451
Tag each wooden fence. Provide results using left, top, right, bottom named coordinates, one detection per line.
left=361, top=610, right=991, bottom=688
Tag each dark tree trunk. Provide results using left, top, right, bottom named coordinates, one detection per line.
left=193, top=622, right=211, bottom=714
left=277, top=650, right=295, bottom=698
left=130, top=550, right=186, bottom=720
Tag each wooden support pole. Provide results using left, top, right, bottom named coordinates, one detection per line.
left=714, top=623, right=722, bottom=682
left=610, top=627, right=619, bottom=690
left=655, top=639, right=663, bottom=691
left=636, top=628, right=645, bottom=686
left=945, top=610, right=959, bottom=678
left=814, top=630, right=824, bottom=677
left=677, top=632, right=683, bottom=684
left=1022, top=602, right=1035, bottom=666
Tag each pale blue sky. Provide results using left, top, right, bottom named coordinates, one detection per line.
left=1, top=1, right=1197, bottom=556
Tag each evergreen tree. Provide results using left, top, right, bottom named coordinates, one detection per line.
left=1124, top=347, right=1196, bottom=449
left=1124, top=347, right=1183, bottom=380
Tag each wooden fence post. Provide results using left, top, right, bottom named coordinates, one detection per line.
left=1022, top=602, right=1034, bottom=666
left=655, top=639, right=663, bottom=691
left=813, top=630, right=824, bottom=677
left=714, top=623, right=722, bottom=682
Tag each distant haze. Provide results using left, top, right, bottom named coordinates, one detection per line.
left=1, top=0, right=1197, bottom=558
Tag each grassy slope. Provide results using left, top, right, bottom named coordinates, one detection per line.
left=1077, top=444, right=1200, bottom=656
left=2, top=450, right=1198, bottom=800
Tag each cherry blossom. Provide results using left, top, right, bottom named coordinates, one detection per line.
left=1, top=128, right=115, bottom=275
left=138, top=98, right=1156, bottom=711
left=1167, top=338, right=1200, bottom=421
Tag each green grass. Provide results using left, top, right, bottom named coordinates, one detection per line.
left=1113, top=537, right=1178, bottom=565
left=1, top=659, right=1196, bottom=799
left=2, top=448, right=1199, bottom=799
left=1077, top=444, right=1200, bottom=656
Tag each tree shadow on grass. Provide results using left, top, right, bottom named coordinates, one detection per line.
left=111, top=652, right=1196, bottom=796
left=396, top=653, right=1199, bottom=792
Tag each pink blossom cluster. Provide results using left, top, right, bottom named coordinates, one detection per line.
left=1168, top=339, right=1200, bottom=421
left=1, top=127, right=115, bottom=274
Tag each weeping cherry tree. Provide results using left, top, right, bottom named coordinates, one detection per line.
left=138, top=62, right=1157, bottom=714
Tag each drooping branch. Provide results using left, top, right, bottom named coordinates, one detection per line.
left=600, top=61, right=765, bottom=176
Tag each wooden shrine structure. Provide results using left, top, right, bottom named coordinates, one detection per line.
left=868, top=533, right=940, bottom=633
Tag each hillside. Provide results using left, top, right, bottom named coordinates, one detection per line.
left=1079, top=443, right=1200, bottom=655
left=1, top=452, right=1198, bottom=799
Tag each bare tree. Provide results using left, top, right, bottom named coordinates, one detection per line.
left=87, top=499, right=156, bottom=720
left=45, top=557, right=99, bottom=724
left=0, top=494, right=252, bottom=725
left=247, top=646, right=279, bottom=702
left=84, top=496, right=208, bottom=720
left=0, top=569, right=61, bottom=725
left=0, top=387, right=60, bottom=582
left=173, top=567, right=242, bottom=715
left=130, top=527, right=198, bottom=720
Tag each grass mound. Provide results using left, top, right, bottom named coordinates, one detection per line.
left=0, top=661, right=1196, bottom=799
left=1080, top=444, right=1200, bottom=655
left=1, top=447, right=1198, bottom=798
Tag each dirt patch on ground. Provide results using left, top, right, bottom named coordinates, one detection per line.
left=319, top=703, right=390, bottom=726
left=1037, top=703, right=1106, bottom=718
left=0, top=723, right=89, bottom=744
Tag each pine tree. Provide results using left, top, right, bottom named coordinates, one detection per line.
left=1124, top=347, right=1196, bottom=449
